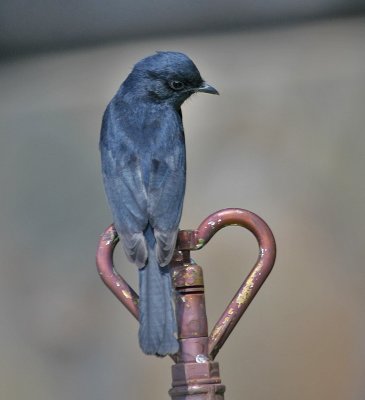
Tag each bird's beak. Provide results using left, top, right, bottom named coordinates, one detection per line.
left=196, top=82, right=219, bottom=95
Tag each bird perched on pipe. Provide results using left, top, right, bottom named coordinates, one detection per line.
left=100, top=51, right=218, bottom=356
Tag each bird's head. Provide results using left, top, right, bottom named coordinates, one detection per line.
left=123, top=51, right=218, bottom=107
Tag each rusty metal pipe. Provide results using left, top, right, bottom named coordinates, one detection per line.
left=194, top=209, right=276, bottom=359
left=96, top=208, right=276, bottom=399
left=96, top=224, right=139, bottom=319
left=169, top=251, right=226, bottom=399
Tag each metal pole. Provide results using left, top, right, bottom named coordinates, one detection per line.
left=96, top=208, right=276, bottom=399
left=169, top=250, right=225, bottom=399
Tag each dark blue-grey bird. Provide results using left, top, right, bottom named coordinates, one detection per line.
left=100, top=51, right=218, bottom=356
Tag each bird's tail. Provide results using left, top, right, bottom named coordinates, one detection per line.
left=138, top=226, right=179, bottom=356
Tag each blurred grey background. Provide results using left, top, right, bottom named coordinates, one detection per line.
left=1, top=1, right=365, bottom=399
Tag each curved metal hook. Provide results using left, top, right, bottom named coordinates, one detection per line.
left=96, top=208, right=276, bottom=361
left=96, top=225, right=139, bottom=319
left=175, top=208, right=276, bottom=359
left=198, top=209, right=276, bottom=359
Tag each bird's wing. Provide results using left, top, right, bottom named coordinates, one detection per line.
left=100, top=105, right=149, bottom=268
left=148, top=150, right=186, bottom=266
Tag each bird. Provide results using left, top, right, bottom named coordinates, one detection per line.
left=99, top=51, right=218, bottom=356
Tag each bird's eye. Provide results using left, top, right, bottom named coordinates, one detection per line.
left=169, top=80, right=184, bottom=91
